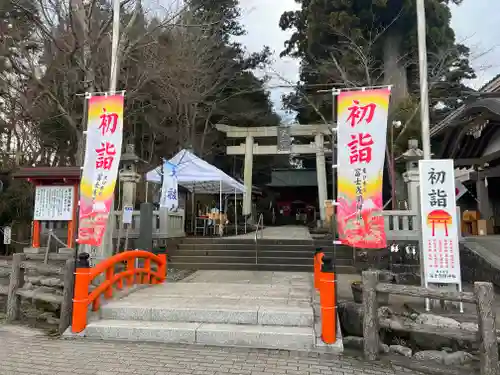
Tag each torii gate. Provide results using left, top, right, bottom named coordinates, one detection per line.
left=216, top=124, right=332, bottom=222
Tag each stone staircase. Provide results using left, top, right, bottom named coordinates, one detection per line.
left=168, top=238, right=356, bottom=273
left=77, top=271, right=331, bottom=351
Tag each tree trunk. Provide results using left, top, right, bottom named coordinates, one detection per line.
left=383, top=32, right=409, bottom=105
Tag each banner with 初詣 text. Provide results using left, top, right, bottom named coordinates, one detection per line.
left=78, top=94, right=124, bottom=246
left=336, top=88, right=390, bottom=249
left=419, top=159, right=461, bottom=284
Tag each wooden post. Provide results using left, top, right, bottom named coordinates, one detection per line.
left=362, top=270, right=380, bottom=360
left=66, top=184, right=79, bottom=249
left=474, top=282, right=499, bottom=375
left=105, top=267, right=114, bottom=298
left=32, top=220, right=41, bottom=248
left=157, top=254, right=167, bottom=283
left=143, top=258, right=151, bottom=284
left=126, top=258, right=135, bottom=286
left=59, top=258, right=75, bottom=334
left=6, top=253, right=26, bottom=322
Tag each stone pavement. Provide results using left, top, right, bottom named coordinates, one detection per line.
left=0, top=325, right=422, bottom=375
left=80, top=270, right=319, bottom=351
left=223, top=225, right=313, bottom=240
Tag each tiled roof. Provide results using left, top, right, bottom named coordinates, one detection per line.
left=12, top=167, right=81, bottom=179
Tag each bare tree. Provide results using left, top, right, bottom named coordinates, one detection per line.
left=1, top=0, right=193, bottom=166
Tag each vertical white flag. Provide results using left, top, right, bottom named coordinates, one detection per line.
left=160, top=161, right=178, bottom=210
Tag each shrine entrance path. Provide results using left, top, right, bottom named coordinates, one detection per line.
left=223, top=225, right=313, bottom=240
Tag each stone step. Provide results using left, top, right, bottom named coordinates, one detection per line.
left=100, top=300, right=314, bottom=327
left=169, top=249, right=353, bottom=260
left=176, top=243, right=353, bottom=255
left=118, top=283, right=312, bottom=301
left=181, top=238, right=314, bottom=245
left=169, top=255, right=353, bottom=266
left=170, top=255, right=310, bottom=265
left=84, top=320, right=315, bottom=350
left=168, top=262, right=357, bottom=273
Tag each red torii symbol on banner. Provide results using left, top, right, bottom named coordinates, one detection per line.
left=347, top=100, right=377, bottom=127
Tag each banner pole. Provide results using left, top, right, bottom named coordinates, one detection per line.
left=331, top=89, right=340, bottom=338
left=75, top=92, right=92, bottom=263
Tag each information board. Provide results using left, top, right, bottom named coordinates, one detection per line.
left=34, top=186, right=75, bottom=221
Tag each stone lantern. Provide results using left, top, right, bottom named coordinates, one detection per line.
left=119, top=143, right=141, bottom=210
left=400, top=139, right=424, bottom=210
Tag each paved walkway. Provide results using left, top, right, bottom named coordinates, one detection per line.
left=223, top=225, right=313, bottom=240
left=0, top=325, right=422, bottom=375
left=183, top=270, right=312, bottom=286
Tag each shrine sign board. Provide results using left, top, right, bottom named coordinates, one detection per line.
left=418, top=159, right=461, bottom=284
left=34, top=186, right=75, bottom=221
left=277, top=126, right=292, bottom=153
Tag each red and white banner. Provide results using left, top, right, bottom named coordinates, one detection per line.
left=78, top=94, right=124, bottom=246
left=336, top=88, right=391, bottom=249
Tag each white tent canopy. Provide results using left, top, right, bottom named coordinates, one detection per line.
left=145, top=149, right=246, bottom=195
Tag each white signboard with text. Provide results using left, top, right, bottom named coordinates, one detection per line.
left=3, top=226, right=11, bottom=245
left=34, top=186, right=75, bottom=221
left=160, top=162, right=179, bottom=211
left=419, top=159, right=462, bottom=285
left=122, top=205, right=133, bottom=224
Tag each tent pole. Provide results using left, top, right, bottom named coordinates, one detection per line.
left=191, top=188, right=195, bottom=234
left=219, top=180, right=223, bottom=237
left=234, top=188, right=237, bottom=235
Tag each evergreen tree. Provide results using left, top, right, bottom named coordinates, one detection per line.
left=189, top=0, right=280, bottom=129
left=279, top=0, right=475, bottom=129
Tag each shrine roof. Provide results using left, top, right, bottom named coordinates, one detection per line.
left=12, top=167, right=81, bottom=180
left=431, top=97, right=500, bottom=138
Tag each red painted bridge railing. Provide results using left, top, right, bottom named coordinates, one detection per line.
left=71, top=250, right=167, bottom=333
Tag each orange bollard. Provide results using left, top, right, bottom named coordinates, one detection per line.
left=314, top=248, right=324, bottom=290
left=72, top=252, right=91, bottom=333
left=319, top=256, right=336, bottom=344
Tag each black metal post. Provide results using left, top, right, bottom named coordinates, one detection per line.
left=331, top=90, right=339, bottom=330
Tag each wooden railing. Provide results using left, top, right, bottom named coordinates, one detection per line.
left=71, top=250, right=167, bottom=333
left=362, top=270, right=498, bottom=375
left=1, top=253, right=75, bottom=334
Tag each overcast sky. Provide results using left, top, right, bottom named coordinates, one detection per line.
left=237, top=0, right=500, bottom=119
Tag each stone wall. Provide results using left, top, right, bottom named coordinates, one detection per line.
left=353, top=239, right=500, bottom=290
left=355, top=240, right=420, bottom=285
left=0, top=253, right=74, bottom=332
left=459, top=242, right=500, bottom=291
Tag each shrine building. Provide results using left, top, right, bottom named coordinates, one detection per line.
left=431, top=74, right=500, bottom=231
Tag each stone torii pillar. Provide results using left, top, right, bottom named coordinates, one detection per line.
left=243, top=135, right=254, bottom=216
left=315, top=133, right=328, bottom=222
